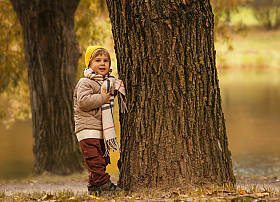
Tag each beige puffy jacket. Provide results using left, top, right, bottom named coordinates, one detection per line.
left=73, top=78, right=106, bottom=134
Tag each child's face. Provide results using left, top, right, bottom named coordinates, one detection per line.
left=90, top=53, right=110, bottom=75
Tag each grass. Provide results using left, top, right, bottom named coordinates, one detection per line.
left=1, top=179, right=280, bottom=201
left=216, top=26, right=280, bottom=70
left=1, top=170, right=280, bottom=201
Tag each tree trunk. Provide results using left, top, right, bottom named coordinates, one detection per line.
left=107, top=0, right=235, bottom=190
left=10, top=0, right=84, bottom=174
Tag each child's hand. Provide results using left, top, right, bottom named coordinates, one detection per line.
left=102, top=88, right=111, bottom=104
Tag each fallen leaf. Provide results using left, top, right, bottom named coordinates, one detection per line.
left=256, top=193, right=265, bottom=198
left=179, top=194, right=189, bottom=197
left=204, top=191, right=213, bottom=195
left=88, top=195, right=100, bottom=199
left=162, top=195, right=171, bottom=198
left=136, top=196, right=142, bottom=200
left=216, top=200, right=228, bottom=202
left=239, top=190, right=247, bottom=195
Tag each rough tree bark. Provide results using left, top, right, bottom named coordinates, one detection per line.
left=10, top=0, right=84, bottom=174
left=107, top=0, right=236, bottom=190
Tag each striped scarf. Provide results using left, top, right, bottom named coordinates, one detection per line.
left=84, top=68, right=127, bottom=156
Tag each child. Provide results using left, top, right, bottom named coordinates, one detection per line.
left=73, top=46, right=127, bottom=195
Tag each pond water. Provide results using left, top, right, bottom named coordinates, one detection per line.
left=219, top=69, right=280, bottom=177
left=0, top=69, right=280, bottom=180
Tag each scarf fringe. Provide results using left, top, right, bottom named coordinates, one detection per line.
left=103, top=138, right=121, bottom=157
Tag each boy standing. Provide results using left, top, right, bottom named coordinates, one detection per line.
left=73, top=46, right=126, bottom=195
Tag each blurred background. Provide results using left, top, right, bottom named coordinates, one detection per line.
left=1, top=0, right=280, bottom=180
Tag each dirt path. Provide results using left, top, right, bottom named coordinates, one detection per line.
left=1, top=177, right=280, bottom=195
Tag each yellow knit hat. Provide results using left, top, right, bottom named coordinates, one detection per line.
left=85, top=46, right=109, bottom=68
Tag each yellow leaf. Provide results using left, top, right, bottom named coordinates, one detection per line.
left=239, top=190, right=247, bottom=195
left=256, top=193, right=265, bottom=197
left=41, top=194, right=54, bottom=200
left=88, top=195, right=100, bottom=199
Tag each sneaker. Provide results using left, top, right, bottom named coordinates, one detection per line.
left=87, top=184, right=102, bottom=196
left=100, top=181, right=129, bottom=195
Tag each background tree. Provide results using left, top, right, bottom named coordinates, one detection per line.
left=250, top=0, right=280, bottom=30
left=211, top=0, right=249, bottom=49
left=0, top=0, right=111, bottom=128
left=107, top=0, right=235, bottom=190
left=0, top=0, right=29, bottom=126
left=0, top=0, right=111, bottom=174
left=9, top=0, right=84, bottom=174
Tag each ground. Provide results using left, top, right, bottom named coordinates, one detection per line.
left=1, top=177, right=280, bottom=201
